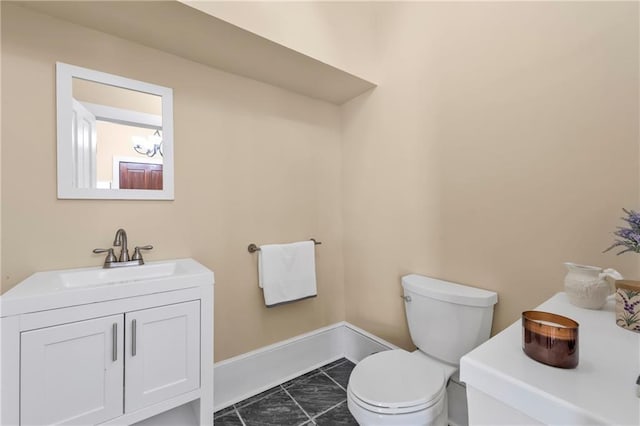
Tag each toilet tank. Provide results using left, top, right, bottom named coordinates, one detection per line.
left=401, top=274, right=498, bottom=365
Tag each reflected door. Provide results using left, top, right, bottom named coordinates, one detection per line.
left=72, top=99, right=97, bottom=189
left=119, top=162, right=163, bottom=190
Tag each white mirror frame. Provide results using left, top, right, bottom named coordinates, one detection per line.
left=56, top=62, right=174, bottom=200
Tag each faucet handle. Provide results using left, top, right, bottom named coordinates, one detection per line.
left=132, top=245, right=153, bottom=262
left=93, top=248, right=117, bottom=264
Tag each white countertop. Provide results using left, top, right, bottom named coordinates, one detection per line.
left=0, top=258, right=214, bottom=317
left=460, top=292, right=640, bottom=425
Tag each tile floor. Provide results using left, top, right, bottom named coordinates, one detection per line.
left=214, top=358, right=358, bottom=425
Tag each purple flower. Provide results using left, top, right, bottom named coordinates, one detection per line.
left=614, top=228, right=640, bottom=244
left=604, top=209, right=640, bottom=255
left=623, top=208, right=640, bottom=229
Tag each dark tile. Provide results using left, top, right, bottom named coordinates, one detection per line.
left=214, top=411, right=244, bottom=426
left=237, top=389, right=310, bottom=426
left=286, top=373, right=346, bottom=417
left=321, top=358, right=349, bottom=371
left=214, top=406, right=236, bottom=419
left=323, top=360, right=355, bottom=390
left=314, top=401, right=358, bottom=425
left=281, top=369, right=323, bottom=389
left=234, top=385, right=282, bottom=409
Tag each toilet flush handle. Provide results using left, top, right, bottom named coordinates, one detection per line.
left=400, top=295, right=412, bottom=302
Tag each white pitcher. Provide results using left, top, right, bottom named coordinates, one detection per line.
left=564, top=262, right=622, bottom=309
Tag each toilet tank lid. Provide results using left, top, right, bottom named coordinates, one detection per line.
left=401, top=274, right=498, bottom=307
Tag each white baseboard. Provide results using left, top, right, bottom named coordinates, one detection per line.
left=213, top=321, right=397, bottom=411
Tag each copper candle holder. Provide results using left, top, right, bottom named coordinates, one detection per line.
left=522, top=311, right=579, bottom=369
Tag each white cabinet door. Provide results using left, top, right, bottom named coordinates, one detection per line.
left=125, top=301, right=200, bottom=412
left=20, top=315, right=124, bottom=425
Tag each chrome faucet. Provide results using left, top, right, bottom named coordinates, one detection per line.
left=93, top=228, right=153, bottom=268
left=113, top=228, right=129, bottom=262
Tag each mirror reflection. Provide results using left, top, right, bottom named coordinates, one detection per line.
left=57, top=62, right=174, bottom=200
left=71, top=78, right=163, bottom=190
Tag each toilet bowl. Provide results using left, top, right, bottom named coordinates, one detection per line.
left=347, top=274, right=498, bottom=425
left=347, top=350, right=451, bottom=426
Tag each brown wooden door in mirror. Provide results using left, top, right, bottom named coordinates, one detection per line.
left=119, top=162, right=163, bottom=190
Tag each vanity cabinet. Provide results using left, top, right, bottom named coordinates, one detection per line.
left=124, top=301, right=200, bottom=412
left=460, top=293, right=640, bottom=425
left=21, top=315, right=124, bottom=425
left=20, top=301, right=200, bottom=425
left=1, top=258, right=214, bottom=426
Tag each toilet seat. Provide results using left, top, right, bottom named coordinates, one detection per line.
left=348, top=350, right=446, bottom=415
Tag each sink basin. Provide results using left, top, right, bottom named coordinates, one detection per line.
left=0, top=258, right=214, bottom=317
left=61, top=261, right=178, bottom=288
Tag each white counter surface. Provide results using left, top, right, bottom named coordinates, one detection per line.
left=0, top=258, right=214, bottom=317
left=460, top=292, right=640, bottom=425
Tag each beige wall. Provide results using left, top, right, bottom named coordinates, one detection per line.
left=2, top=1, right=639, bottom=363
left=342, top=1, right=640, bottom=348
left=182, top=0, right=378, bottom=82
left=1, top=3, right=344, bottom=361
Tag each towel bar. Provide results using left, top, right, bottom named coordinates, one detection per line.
left=248, top=239, right=321, bottom=253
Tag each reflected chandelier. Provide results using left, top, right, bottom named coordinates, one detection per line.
left=132, top=129, right=163, bottom=158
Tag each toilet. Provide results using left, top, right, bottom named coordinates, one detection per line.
left=347, top=274, right=498, bottom=426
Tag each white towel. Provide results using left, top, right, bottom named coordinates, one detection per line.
left=258, top=240, right=317, bottom=307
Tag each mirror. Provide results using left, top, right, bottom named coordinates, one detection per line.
left=56, top=62, right=174, bottom=199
